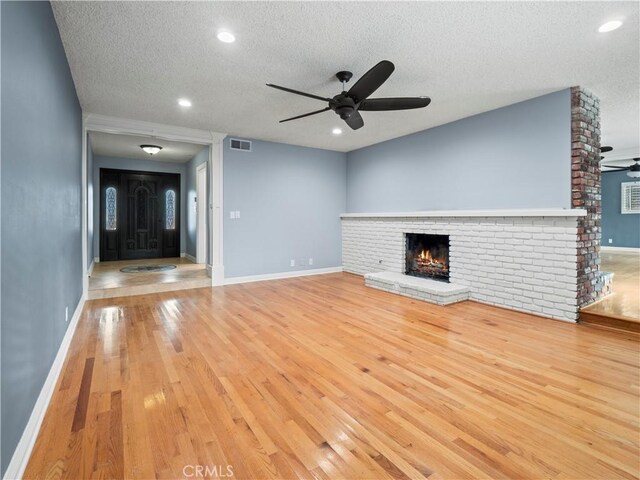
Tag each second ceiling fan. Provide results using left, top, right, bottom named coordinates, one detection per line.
left=600, top=146, right=640, bottom=178
left=266, top=60, right=431, bottom=131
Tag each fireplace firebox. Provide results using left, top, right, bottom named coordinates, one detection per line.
left=405, top=233, right=450, bottom=282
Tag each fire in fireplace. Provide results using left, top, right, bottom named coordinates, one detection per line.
left=405, top=233, right=450, bottom=282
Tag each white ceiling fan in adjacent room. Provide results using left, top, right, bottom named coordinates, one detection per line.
left=600, top=146, right=640, bottom=178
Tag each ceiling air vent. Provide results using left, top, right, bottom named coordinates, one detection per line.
left=229, top=138, right=252, bottom=152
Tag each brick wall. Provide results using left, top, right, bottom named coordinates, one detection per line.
left=342, top=215, right=581, bottom=322
left=571, top=87, right=604, bottom=308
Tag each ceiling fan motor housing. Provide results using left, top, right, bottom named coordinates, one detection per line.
left=336, top=105, right=354, bottom=119
left=331, top=94, right=357, bottom=119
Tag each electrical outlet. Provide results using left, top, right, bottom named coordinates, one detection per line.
left=65, top=306, right=69, bottom=323
left=608, top=238, right=613, bottom=244
left=309, top=258, right=314, bottom=266
left=229, top=211, right=235, bottom=219
left=290, top=259, right=295, bottom=267
left=235, top=211, right=241, bottom=219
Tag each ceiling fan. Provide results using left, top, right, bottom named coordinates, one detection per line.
left=600, top=146, right=640, bottom=178
left=266, top=60, right=431, bottom=130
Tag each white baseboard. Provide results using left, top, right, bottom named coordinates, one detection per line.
left=224, top=266, right=343, bottom=285
left=88, top=260, right=95, bottom=276
left=3, top=294, right=87, bottom=480
left=184, top=253, right=197, bottom=263
left=601, top=246, right=640, bottom=252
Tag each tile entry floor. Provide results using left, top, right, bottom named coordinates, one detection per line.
left=88, top=257, right=210, bottom=299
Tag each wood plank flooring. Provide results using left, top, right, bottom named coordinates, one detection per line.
left=581, top=250, right=640, bottom=325
left=24, top=273, right=640, bottom=479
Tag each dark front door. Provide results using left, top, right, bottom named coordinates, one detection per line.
left=100, top=169, right=180, bottom=261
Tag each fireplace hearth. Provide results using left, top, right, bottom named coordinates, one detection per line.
left=405, top=233, right=450, bottom=282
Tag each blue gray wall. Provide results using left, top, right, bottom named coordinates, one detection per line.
left=92, top=156, right=187, bottom=259
left=1, top=1, right=82, bottom=475
left=223, top=138, right=346, bottom=278
left=602, top=171, right=640, bottom=248
left=185, top=147, right=209, bottom=260
left=346, top=89, right=571, bottom=212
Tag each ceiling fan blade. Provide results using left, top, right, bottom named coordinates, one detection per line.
left=359, top=97, right=431, bottom=111
left=347, top=60, right=395, bottom=103
left=601, top=165, right=629, bottom=171
left=600, top=146, right=613, bottom=153
left=344, top=110, right=364, bottom=130
left=279, top=107, right=331, bottom=123
left=266, top=84, right=331, bottom=102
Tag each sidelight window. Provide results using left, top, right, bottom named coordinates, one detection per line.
left=105, top=186, right=117, bottom=230
left=166, top=189, right=176, bottom=230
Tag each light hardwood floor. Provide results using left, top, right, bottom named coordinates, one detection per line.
left=25, top=273, right=640, bottom=479
left=581, top=250, right=640, bottom=326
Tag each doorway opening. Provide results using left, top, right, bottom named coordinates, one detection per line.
left=85, top=129, right=216, bottom=298
left=82, top=119, right=227, bottom=297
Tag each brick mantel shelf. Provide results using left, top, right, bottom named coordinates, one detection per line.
left=341, top=209, right=587, bottom=219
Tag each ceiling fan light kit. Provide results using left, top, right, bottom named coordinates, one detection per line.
left=267, top=60, right=431, bottom=131
left=626, top=162, right=640, bottom=178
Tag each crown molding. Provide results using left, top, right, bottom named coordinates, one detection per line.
left=83, top=113, right=227, bottom=144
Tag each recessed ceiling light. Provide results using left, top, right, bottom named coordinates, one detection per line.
left=217, top=31, right=236, bottom=43
left=140, top=144, right=162, bottom=155
left=598, top=20, right=622, bottom=33
left=332, top=128, right=343, bottom=135
left=178, top=98, right=192, bottom=107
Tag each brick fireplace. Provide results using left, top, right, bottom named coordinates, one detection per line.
left=341, top=209, right=587, bottom=322
left=340, top=86, right=602, bottom=323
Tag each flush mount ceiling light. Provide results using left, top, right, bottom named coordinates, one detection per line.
left=178, top=98, right=192, bottom=107
left=598, top=20, right=623, bottom=33
left=140, top=144, right=163, bottom=155
left=217, top=31, right=236, bottom=43
left=332, top=128, right=343, bottom=135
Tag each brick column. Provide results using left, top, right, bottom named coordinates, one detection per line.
left=571, top=86, right=604, bottom=308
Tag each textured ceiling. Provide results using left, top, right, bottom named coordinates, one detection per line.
left=54, top=1, right=639, bottom=155
left=89, top=132, right=205, bottom=163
